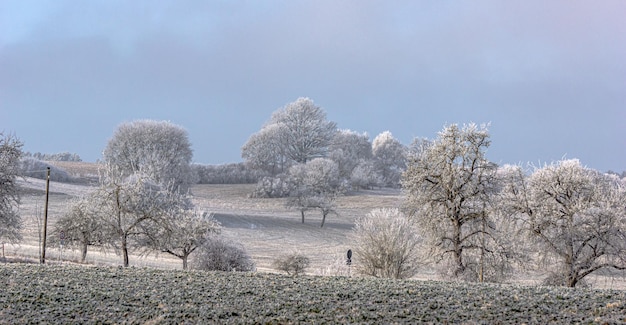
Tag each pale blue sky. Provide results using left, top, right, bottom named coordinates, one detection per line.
left=1, top=1, right=624, bottom=172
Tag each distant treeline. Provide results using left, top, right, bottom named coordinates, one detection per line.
left=24, top=151, right=82, bottom=162
left=20, top=157, right=73, bottom=182
left=192, top=163, right=267, bottom=184
left=19, top=159, right=265, bottom=185
left=607, top=170, right=626, bottom=179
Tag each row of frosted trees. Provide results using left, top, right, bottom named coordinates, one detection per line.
left=3, top=99, right=624, bottom=286
left=241, top=97, right=407, bottom=227
left=241, top=99, right=625, bottom=286
left=51, top=121, right=253, bottom=271
left=242, top=97, right=407, bottom=191
left=351, top=123, right=626, bottom=287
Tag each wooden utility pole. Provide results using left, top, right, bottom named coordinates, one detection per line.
left=479, top=209, right=486, bottom=283
left=40, top=167, right=50, bottom=264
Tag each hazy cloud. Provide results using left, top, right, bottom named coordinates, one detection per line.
left=1, top=0, right=624, bottom=171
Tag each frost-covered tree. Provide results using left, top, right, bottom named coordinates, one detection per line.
left=93, top=164, right=180, bottom=267
left=241, top=123, right=289, bottom=176
left=270, top=97, right=337, bottom=164
left=140, top=209, right=221, bottom=270
left=308, top=193, right=339, bottom=228
left=103, top=120, right=195, bottom=191
left=402, top=123, right=501, bottom=280
left=350, top=208, right=422, bottom=279
left=285, top=173, right=314, bottom=223
left=286, top=158, right=343, bottom=227
left=0, top=133, right=23, bottom=244
left=504, top=159, right=626, bottom=287
left=372, top=131, right=406, bottom=187
left=407, top=137, right=432, bottom=159
left=328, top=129, right=372, bottom=180
left=242, top=98, right=337, bottom=173
left=52, top=197, right=107, bottom=263
left=350, top=161, right=383, bottom=190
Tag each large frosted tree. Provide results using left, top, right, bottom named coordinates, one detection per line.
left=402, top=123, right=503, bottom=280
left=242, top=98, right=337, bottom=171
left=504, top=159, right=626, bottom=287
left=92, top=164, right=182, bottom=267
left=328, top=129, right=373, bottom=180
left=372, top=131, right=406, bottom=187
left=103, top=120, right=194, bottom=191
left=0, top=133, right=23, bottom=244
left=241, top=123, right=288, bottom=176
left=140, top=208, right=221, bottom=270
left=53, top=197, right=107, bottom=263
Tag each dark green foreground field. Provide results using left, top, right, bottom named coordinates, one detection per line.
left=1, top=264, right=625, bottom=324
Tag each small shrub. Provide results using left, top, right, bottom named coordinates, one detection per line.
left=250, top=175, right=292, bottom=198
left=273, top=252, right=310, bottom=276
left=192, top=237, right=255, bottom=272
left=0, top=255, right=38, bottom=264
left=350, top=208, right=422, bottom=279
left=314, top=251, right=352, bottom=277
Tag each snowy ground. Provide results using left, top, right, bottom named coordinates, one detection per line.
left=9, top=167, right=626, bottom=289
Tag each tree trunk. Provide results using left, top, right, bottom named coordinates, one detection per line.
left=567, top=268, right=579, bottom=287
left=479, top=216, right=485, bottom=283
left=454, top=250, right=464, bottom=276
left=182, top=255, right=188, bottom=270
left=81, top=242, right=88, bottom=263
left=122, top=236, right=129, bottom=267
left=568, top=277, right=578, bottom=288
left=453, top=220, right=464, bottom=277
left=301, top=210, right=305, bottom=224
left=320, top=212, right=327, bottom=228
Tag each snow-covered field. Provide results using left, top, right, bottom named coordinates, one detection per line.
left=8, top=162, right=626, bottom=289
left=11, top=176, right=402, bottom=274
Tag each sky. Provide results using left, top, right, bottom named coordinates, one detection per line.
left=1, top=1, right=625, bottom=172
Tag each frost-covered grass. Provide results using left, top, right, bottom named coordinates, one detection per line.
left=1, top=263, right=625, bottom=324
left=13, top=172, right=626, bottom=288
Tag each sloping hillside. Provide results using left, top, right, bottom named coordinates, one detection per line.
left=11, top=170, right=626, bottom=289
left=12, top=172, right=404, bottom=274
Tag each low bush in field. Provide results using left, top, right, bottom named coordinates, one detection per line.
left=192, top=163, right=266, bottom=184
left=250, top=175, right=292, bottom=198
left=273, top=252, right=310, bottom=276
left=0, top=256, right=37, bottom=264
left=1, top=264, right=625, bottom=324
left=191, top=237, right=255, bottom=272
